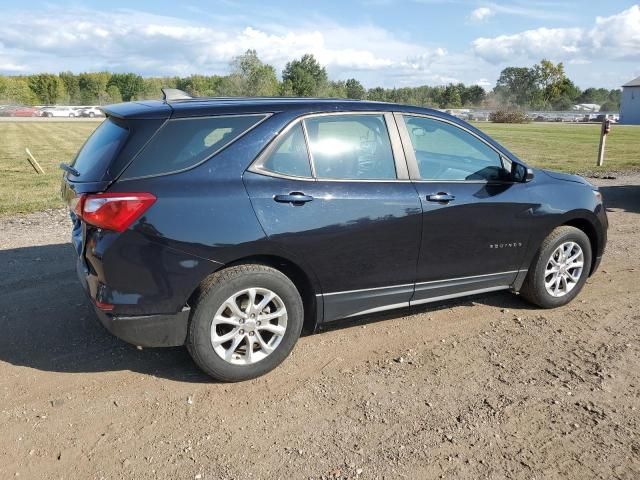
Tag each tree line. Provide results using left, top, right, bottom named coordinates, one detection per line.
left=0, top=50, right=621, bottom=111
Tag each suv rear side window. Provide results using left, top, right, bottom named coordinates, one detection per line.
left=261, top=122, right=312, bottom=178
left=71, top=118, right=128, bottom=181
left=304, top=114, right=397, bottom=180
left=123, top=114, right=267, bottom=179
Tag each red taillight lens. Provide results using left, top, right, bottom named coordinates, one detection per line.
left=94, top=299, right=114, bottom=311
left=76, top=192, right=156, bottom=232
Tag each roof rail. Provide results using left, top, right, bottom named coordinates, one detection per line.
left=161, top=88, right=192, bottom=101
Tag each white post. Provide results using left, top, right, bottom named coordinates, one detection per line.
left=596, top=119, right=610, bottom=167
left=25, top=148, right=45, bottom=174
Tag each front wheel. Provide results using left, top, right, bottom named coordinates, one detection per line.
left=187, top=264, right=303, bottom=382
left=520, top=226, right=592, bottom=308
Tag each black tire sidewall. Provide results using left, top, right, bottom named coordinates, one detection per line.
left=188, top=268, right=303, bottom=382
left=531, top=229, right=592, bottom=308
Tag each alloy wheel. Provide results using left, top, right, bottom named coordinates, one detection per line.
left=544, top=241, right=584, bottom=297
left=210, top=287, right=288, bottom=365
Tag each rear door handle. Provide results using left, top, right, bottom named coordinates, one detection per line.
left=273, top=192, right=314, bottom=205
left=426, top=193, right=455, bottom=203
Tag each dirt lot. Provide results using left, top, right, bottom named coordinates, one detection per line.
left=0, top=174, right=639, bottom=480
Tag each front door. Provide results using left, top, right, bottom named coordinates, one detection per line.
left=396, top=113, right=534, bottom=303
left=244, top=113, right=422, bottom=321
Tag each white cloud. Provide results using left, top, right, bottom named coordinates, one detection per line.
left=0, top=7, right=463, bottom=88
left=2, top=4, right=637, bottom=90
left=475, top=78, right=493, bottom=88
left=472, top=27, right=583, bottom=63
left=472, top=5, right=640, bottom=64
left=469, top=7, right=494, bottom=23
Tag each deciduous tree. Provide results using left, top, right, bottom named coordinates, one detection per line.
left=107, top=73, right=145, bottom=102
left=281, top=54, right=327, bottom=96
left=345, top=78, right=366, bottom=99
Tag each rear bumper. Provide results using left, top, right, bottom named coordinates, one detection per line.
left=94, top=307, right=190, bottom=347
left=76, top=257, right=190, bottom=347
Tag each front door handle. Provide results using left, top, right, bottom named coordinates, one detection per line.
left=274, top=192, right=314, bottom=205
left=426, top=192, right=455, bottom=203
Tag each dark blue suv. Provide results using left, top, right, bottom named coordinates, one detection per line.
left=61, top=90, right=607, bottom=381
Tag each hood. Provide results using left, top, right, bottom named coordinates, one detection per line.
left=542, top=169, right=594, bottom=188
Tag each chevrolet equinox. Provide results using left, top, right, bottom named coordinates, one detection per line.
left=61, top=89, right=608, bottom=381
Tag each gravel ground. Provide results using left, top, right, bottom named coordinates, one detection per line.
left=0, top=174, right=638, bottom=479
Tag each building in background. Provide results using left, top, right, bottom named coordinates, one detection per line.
left=620, top=76, right=640, bottom=125
left=572, top=103, right=601, bottom=112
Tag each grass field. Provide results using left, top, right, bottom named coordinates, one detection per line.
left=0, top=120, right=639, bottom=215
left=474, top=122, right=640, bottom=173
left=0, top=121, right=98, bottom=215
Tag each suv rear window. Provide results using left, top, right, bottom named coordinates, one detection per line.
left=71, top=118, right=128, bottom=181
left=122, top=114, right=267, bottom=179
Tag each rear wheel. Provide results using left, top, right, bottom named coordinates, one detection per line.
left=187, top=264, right=303, bottom=382
left=520, top=226, right=592, bottom=308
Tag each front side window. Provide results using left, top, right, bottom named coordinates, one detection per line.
left=403, top=115, right=506, bottom=181
left=304, top=114, right=397, bottom=180
left=123, top=114, right=266, bottom=178
left=261, top=122, right=312, bottom=178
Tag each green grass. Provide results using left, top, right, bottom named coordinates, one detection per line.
left=473, top=122, right=640, bottom=173
left=0, top=121, right=98, bottom=215
left=0, top=120, right=638, bottom=216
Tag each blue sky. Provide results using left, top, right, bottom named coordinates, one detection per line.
left=0, top=0, right=638, bottom=89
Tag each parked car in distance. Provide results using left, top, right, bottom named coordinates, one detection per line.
left=40, top=106, right=80, bottom=117
left=3, top=105, right=40, bottom=117
left=76, top=106, right=105, bottom=118
left=61, top=91, right=608, bottom=382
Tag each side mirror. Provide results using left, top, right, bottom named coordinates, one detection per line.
left=512, top=162, right=534, bottom=183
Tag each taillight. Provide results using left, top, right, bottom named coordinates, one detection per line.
left=94, top=299, right=114, bottom=311
left=75, top=192, right=156, bottom=232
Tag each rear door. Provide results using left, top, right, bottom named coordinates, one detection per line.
left=244, top=112, right=422, bottom=321
left=395, top=113, right=533, bottom=304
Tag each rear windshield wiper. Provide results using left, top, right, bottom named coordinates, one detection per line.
left=59, top=162, right=80, bottom=177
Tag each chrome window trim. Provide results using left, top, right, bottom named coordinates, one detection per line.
left=248, top=111, right=412, bottom=183
left=300, top=119, right=317, bottom=178
left=393, top=112, right=513, bottom=184
left=248, top=119, right=316, bottom=181
left=120, top=113, right=272, bottom=182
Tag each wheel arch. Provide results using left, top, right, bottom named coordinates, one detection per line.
left=517, top=211, right=602, bottom=292
left=189, top=254, right=321, bottom=335
left=562, top=217, right=599, bottom=275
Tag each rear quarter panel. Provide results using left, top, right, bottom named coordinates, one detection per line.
left=99, top=114, right=322, bottom=313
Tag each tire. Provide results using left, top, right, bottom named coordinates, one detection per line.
left=89, top=112, right=95, bottom=118
left=520, top=226, right=592, bottom=308
left=187, top=264, right=304, bottom=382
